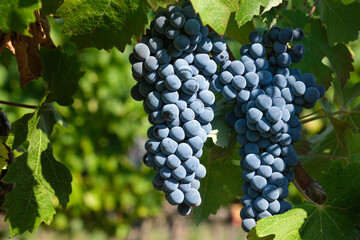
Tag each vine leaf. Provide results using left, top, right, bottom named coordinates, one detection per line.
left=41, top=0, right=64, bottom=15
left=209, top=118, right=233, bottom=148
left=320, top=99, right=351, bottom=150
left=327, top=44, right=354, bottom=88
left=41, top=47, right=84, bottom=106
left=208, top=98, right=235, bottom=148
left=147, top=0, right=176, bottom=10
left=280, top=9, right=308, bottom=29
left=0, top=0, right=41, bottom=34
left=235, top=0, right=270, bottom=27
left=345, top=130, right=360, bottom=162
left=262, top=0, right=283, bottom=14
left=248, top=208, right=307, bottom=240
left=0, top=140, right=9, bottom=169
left=343, top=81, right=360, bottom=108
left=193, top=154, right=242, bottom=224
left=318, top=0, right=360, bottom=45
left=298, top=126, right=342, bottom=179
left=226, top=15, right=256, bottom=45
left=57, top=0, right=149, bottom=51
left=3, top=105, right=71, bottom=237
left=295, top=19, right=353, bottom=89
left=299, top=161, right=360, bottom=239
left=191, top=0, right=239, bottom=34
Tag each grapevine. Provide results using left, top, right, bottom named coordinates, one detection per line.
left=129, top=3, right=327, bottom=232
left=0, top=0, right=359, bottom=239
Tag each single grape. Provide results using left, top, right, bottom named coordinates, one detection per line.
left=262, top=185, right=280, bottom=201
left=278, top=27, right=293, bottom=43
left=184, top=19, right=200, bottom=35
left=254, top=197, right=269, bottom=212
left=304, top=87, right=320, bottom=103
left=242, top=218, right=256, bottom=232
left=176, top=143, right=193, bottom=160
left=184, top=189, right=201, bottom=206
left=274, top=41, right=287, bottom=54
left=257, top=165, right=273, bottom=178
left=249, top=31, right=263, bottom=43
left=172, top=165, right=187, bottom=180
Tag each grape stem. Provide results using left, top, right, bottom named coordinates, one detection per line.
left=309, top=0, right=320, bottom=17
left=299, top=109, right=323, bottom=119
left=0, top=100, right=37, bottom=109
left=300, top=109, right=348, bottom=124
left=294, top=161, right=327, bottom=204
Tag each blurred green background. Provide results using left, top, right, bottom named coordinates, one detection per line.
left=0, top=14, right=359, bottom=240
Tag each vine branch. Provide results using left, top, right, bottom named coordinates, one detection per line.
left=299, top=109, right=323, bottom=119
left=0, top=100, right=37, bottom=109
left=300, top=109, right=348, bottom=124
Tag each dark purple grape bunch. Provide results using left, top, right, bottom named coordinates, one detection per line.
left=210, top=27, right=325, bottom=232
left=129, top=1, right=230, bottom=216
left=261, top=27, right=306, bottom=69
left=260, top=26, right=326, bottom=110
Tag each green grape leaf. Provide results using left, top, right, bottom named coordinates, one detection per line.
left=3, top=153, right=56, bottom=237
left=318, top=0, right=360, bottom=45
left=57, top=0, right=149, bottom=51
left=299, top=161, right=360, bottom=239
left=262, top=0, right=283, bottom=14
left=6, top=113, right=33, bottom=150
left=295, top=20, right=353, bottom=89
left=41, top=0, right=64, bottom=14
left=235, top=0, right=269, bottom=27
left=280, top=9, right=308, bottom=29
left=191, top=0, right=239, bottom=34
left=320, top=99, right=351, bottom=150
left=208, top=98, right=236, bottom=148
left=2, top=105, right=72, bottom=236
left=41, top=47, right=84, bottom=106
left=347, top=105, right=360, bottom=134
left=299, top=125, right=345, bottom=179
left=0, top=140, right=9, bottom=169
left=343, top=81, right=360, bottom=108
left=208, top=132, right=237, bottom=162
left=226, top=15, right=255, bottom=45
left=248, top=208, right=307, bottom=240
left=327, top=44, right=354, bottom=88
left=0, top=0, right=41, bottom=34
left=209, top=118, right=233, bottom=148
left=193, top=155, right=242, bottom=224
left=147, top=0, right=175, bottom=10
left=344, top=130, right=360, bottom=162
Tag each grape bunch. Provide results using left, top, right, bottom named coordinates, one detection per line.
left=129, top=2, right=230, bottom=215
left=210, top=27, right=325, bottom=232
